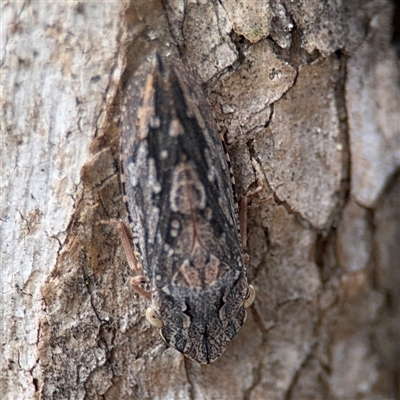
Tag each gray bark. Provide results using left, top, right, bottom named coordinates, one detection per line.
left=1, top=0, right=399, bottom=399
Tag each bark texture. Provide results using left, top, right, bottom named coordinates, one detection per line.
left=1, top=0, right=399, bottom=399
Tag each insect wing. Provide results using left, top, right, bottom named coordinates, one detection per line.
left=120, top=54, right=250, bottom=363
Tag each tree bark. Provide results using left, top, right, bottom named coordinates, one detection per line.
left=1, top=0, right=399, bottom=399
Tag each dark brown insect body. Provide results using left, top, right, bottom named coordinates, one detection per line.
left=120, top=53, right=254, bottom=364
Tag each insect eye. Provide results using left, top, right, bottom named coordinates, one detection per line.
left=243, top=285, right=256, bottom=309
left=146, top=307, right=164, bottom=328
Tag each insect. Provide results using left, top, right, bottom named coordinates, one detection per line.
left=107, top=53, right=255, bottom=364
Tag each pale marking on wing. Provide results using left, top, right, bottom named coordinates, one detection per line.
left=170, top=163, right=206, bottom=214
left=169, top=118, right=184, bottom=137
left=137, top=69, right=156, bottom=140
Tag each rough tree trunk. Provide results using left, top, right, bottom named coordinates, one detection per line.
left=1, top=0, right=399, bottom=399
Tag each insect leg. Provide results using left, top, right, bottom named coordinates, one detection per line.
left=100, top=219, right=151, bottom=299
left=239, top=186, right=262, bottom=251
left=239, top=183, right=260, bottom=307
left=130, top=276, right=151, bottom=300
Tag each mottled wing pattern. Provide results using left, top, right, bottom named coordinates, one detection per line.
left=120, top=54, right=251, bottom=363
